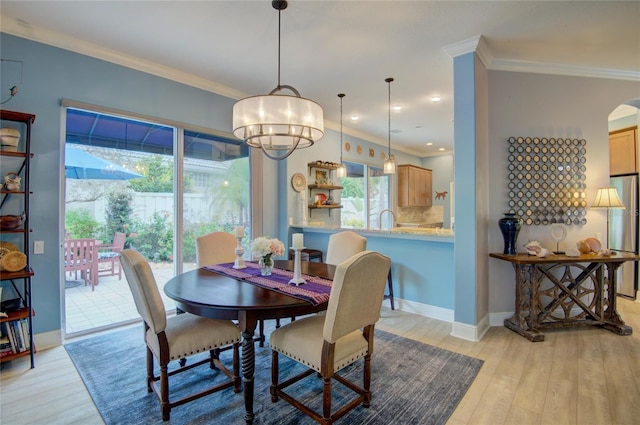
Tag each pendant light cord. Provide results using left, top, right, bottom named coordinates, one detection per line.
left=277, top=6, right=281, bottom=88
left=386, top=77, right=393, bottom=156
left=339, top=93, right=345, bottom=163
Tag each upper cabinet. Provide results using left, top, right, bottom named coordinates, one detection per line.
left=397, top=164, right=432, bottom=207
left=610, top=126, right=638, bottom=176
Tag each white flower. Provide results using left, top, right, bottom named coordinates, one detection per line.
left=250, top=236, right=284, bottom=259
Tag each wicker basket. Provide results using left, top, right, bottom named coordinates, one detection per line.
left=0, top=127, right=20, bottom=151
left=0, top=250, right=27, bottom=272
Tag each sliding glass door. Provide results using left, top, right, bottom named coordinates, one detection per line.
left=63, top=106, right=249, bottom=336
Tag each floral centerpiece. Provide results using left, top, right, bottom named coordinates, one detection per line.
left=250, top=236, right=285, bottom=276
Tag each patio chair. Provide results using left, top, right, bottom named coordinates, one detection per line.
left=270, top=251, right=392, bottom=423
left=64, top=238, right=99, bottom=291
left=97, top=232, right=125, bottom=280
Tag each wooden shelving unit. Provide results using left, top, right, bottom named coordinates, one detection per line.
left=1, top=110, right=36, bottom=368
left=307, top=162, right=343, bottom=217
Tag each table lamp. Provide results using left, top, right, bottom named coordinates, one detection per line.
left=591, top=187, right=625, bottom=249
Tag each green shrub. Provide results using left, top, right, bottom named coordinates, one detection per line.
left=131, top=211, right=173, bottom=262
left=65, top=209, right=101, bottom=239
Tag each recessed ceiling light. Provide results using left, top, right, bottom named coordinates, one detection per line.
left=425, top=142, right=433, bottom=146
left=431, top=96, right=441, bottom=102
left=393, top=105, right=402, bottom=111
left=350, top=115, right=359, bottom=121
left=438, top=147, right=445, bottom=151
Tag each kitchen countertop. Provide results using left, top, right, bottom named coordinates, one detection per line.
left=291, top=224, right=454, bottom=243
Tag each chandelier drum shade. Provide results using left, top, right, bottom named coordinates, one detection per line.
left=232, top=0, right=324, bottom=160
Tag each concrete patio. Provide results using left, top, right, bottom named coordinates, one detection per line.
left=64, top=261, right=197, bottom=336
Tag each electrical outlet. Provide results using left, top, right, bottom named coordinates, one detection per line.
left=34, top=240, right=44, bottom=254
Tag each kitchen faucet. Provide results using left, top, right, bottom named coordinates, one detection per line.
left=379, top=209, right=397, bottom=230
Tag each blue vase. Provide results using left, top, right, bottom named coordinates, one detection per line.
left=498, top=213, right=521, bottom=255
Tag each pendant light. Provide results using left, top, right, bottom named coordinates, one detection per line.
left=383, top=77, right=396, bottom=174
left=336, top=93, right=347, bottom=178
left=232, top=1, right=324, bottom=160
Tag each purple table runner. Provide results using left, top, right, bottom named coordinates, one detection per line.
left=203, top=262, right=332, bottom=306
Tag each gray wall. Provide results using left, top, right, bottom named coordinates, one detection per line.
left=487, top=70, right=640, bottom=315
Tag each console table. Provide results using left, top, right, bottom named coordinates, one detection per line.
left=490, top=252, right=639, bottom=341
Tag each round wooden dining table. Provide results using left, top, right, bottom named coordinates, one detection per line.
left=163, top=260, right=335, bottom=424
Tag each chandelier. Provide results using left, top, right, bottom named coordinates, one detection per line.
left=232, top=1, right=324, bottom=160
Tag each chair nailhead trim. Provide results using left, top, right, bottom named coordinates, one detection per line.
left=168, top=338, right=240, bottom=360
left=273, top=347, right=367, bottom=372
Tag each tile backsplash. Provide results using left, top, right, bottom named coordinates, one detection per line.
left=397, top=206, right=444, bottom=225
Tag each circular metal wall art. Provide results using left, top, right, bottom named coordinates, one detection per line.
left=506, top=136, right=587, bottom=226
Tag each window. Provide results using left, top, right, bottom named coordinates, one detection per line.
left=339, top=161, right=391, bottom=229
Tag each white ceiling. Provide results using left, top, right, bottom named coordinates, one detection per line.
left=2, top=1, right=639, bottom=157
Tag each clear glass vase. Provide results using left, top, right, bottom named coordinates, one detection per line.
left=259, top=255, right=273, bottom=276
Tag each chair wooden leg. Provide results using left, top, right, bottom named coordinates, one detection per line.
left=322, top=376, right=332, bottom=422
left=233, top=342, right=241, bottom=393
left=386, top=270, right=395, bottom=310
left=258, top=320, right=265, bottom=347
left=270, top=351, right=279, bottom=402
left=146, top=348, right=154, bottom=393
left=363, top=353, right=372, bottom=407
left=160, top=363, right=170, bottom=421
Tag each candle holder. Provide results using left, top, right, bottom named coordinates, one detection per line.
left=232, top=237, right=246, bottom=269
left=288, top=248, right=306, bottom=286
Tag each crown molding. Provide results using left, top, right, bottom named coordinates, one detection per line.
left=490, top=58, right=640, bottom=82
left=1, top=16, right=248, bottom=100
left=443, top=33, right=640, bottom=82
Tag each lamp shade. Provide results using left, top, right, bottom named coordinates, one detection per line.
left=233, top=93, right=324, bottom=153
left=591, top=187, right=625, bottom=209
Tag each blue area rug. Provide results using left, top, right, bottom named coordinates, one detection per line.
left=65, top=324, right=482, bottom=424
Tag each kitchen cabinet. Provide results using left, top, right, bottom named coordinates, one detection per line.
left=397, top=164, right=432, bottom=207
left=610, top=126, right=638, bottom=176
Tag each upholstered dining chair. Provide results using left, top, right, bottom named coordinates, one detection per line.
left=196, top=231, right=237, bottom=267
left=325, top=230, right=395, bottom=310
left=270, top=250, right=392, bottom=424
left=119, top=249, right=241, bottom=421
left=196, top=231, right=268, bottom=346
left=324, top=230, right=367, bottom=265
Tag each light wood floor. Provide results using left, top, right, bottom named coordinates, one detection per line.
left=2, top=299, right=639, bottom=425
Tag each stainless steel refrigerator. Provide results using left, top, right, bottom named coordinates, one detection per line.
left=609, top=174, right=638, bottom=298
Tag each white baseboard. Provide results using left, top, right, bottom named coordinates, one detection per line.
left=34, top=329, right=63, bottom=351
left=490, top=312, right=513, bottom=327
left=384, top=297, right=454, bottom=323
left=451, top=314, right=490, bottom=342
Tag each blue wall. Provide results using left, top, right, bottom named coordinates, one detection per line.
left=299, top=230, right=454, bottom=310
left=0, top=34, right=238, bottom=335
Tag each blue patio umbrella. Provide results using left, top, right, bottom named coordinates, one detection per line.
left=65, top=146, right=143, bottom=180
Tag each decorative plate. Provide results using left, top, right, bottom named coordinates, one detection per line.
left=291, top=173, right=306, bottom=192
left=0, top=241, right=19, bottom=259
